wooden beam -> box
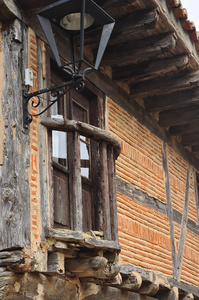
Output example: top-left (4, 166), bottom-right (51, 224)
top-left (192, 145), bottom-right (199, 154)
top-left (40, 117), bottom-right (122, 157)
top-left (113, 54), bottom-right (189, 82)
top-left (181, 133), bottom-right (199, 146)
top-left (100, 142), bottom-right (111, 240)
top-left (144, 86), bottom-right (199, 112)
top-left (0, 0), bottom-right (21, 21)
top-left (131, 70), bottom-right (199, 98)
top-left (169, 121), bottom-right (199, 136)
top-left (101, 33), bottom-right (176, 67)
top-left (84, 9), bottom-right (159, 48)
top-left (97, 0), bottom-right (137, 7)
top-left (159, 106), bottom-right (199, 127)
top-left (73, 132), bottom-right (82, 231)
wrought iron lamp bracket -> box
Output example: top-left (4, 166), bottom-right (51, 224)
top-left (23, 69), bottom-right (88, 129)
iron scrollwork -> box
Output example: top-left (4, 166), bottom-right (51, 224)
top-left (23, 69), bottom-right (89, 129)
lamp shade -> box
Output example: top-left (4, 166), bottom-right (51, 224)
top-left (37, 0), bottom-right (115, 73)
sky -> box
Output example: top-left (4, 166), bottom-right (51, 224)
top-left (181, 0), bottom-right (199, 30)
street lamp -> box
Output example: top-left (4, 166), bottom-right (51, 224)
top-left (23, 0), bottom-right (115, 128)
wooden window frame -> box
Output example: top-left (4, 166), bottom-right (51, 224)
top-left (44, 50), bottom-right (120, 241)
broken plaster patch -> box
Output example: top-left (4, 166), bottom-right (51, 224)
top-left (34, 283), bottom-right (44, 300)
top-left (14, 282), bottom-right (20, 293)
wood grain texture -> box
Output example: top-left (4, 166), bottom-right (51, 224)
top-left (0, 21), bottom-right (30, 250)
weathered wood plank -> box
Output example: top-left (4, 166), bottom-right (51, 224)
top-left (113, 54), bottom-right (189, 82)
top-left (84, 9), bottom-right (159, 48)
top-left (80, 282), bottom-right (157, 300)
top-left (0, 0), bottom-right (21, 21)
top-left (0, 20), bottom-right (30, 251)
top-left (169, 121), bottom-right (199, 136)
top-left (181, 132), bottom-right (199, 146)
top-left (47, 252), bottom-right (65, 275)
top-left (101, 33), bottom-right (176, 67)
top-left (65, 256), bottom-right (120, 279)
top-left (130, 70), bottom-right (199, 98)
top-left (159, 105), bottom-right (199, 127)
top-left (107, 146), bottom-right (118, 241)
top-left (168, 278), bottom-right (199, 297)
top-left (72, 131), bottom-right (83, 231)
top-left (83, 238), bottom-right (120, 250)
top-left (100, 142), bottom-right (112, 240)
top-left (40, 117), bottom-right (122, 157)
top-left (144, 86), bottom-right (199, 113)
top-left (46, 227), bottom-right (84, 242)
top-left (0, 251), bottom-right (23, 267)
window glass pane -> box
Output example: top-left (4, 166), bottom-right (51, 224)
top-left (52, 131), bottom-right (67, 167)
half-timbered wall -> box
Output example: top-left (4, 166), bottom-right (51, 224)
top-left (107, 97), bottom-right (199, 288)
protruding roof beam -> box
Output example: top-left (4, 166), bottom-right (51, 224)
top-left (159, 106), bottom-right (199, 127)
top-left (144, 85), bottom-right (199, 113)
top-left (113, 54), bottom-right (188, 82)
top-left (130, 70), bottom-right (199, 98)
top-left (101, 32), bottom-right (176, 67)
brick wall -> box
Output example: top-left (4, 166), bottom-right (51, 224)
top-left (106, 97), bottom-right (199, 287)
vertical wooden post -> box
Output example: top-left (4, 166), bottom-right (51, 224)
top-left (107, 146), bottom-right (118, 241)
top-left (100, 141), bottom-right (111, 240)
top-left (73, 132), bottom-right (83, 231)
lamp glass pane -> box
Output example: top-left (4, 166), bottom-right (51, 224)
top-left (60, 13), bottom-right (94, 31)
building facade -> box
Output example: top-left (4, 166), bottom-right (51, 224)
top-left (1, 0), bottom-right (199, 299)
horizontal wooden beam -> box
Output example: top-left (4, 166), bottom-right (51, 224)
top-left (144, 85), bottom-right (199, 112)
top-left (181, 133), bottom-right (199, 146)
top-left (131, 70), bottom-right (199, 98)
top-left (0, 0), bottom-right (21, 21)
top-left (169, 121), bottom-right (199, 136)
top-left (84, 8), bottom-right (159, 48)
top-left (113, 54), bottom-right (189, 82)
top-left (40, 117), bottom-right (122, 157)
top-left (159, 105), bottom-right (199, 127)
top-left (108, 8), bottom-right (159, 45)
top-left (46, 227), bottom-right (121, 251)
top-left (101, 33), bottom-right (176, 67)
top-left (192, 145), bottom-right (199, 153)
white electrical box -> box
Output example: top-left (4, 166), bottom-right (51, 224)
top-left (24, 68), bottom-right (33, 87)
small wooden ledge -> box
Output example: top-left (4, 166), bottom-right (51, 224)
top-left (46, 227), bottom-right (121, 251)
top-left (40, 117), bottom-right (122, 158)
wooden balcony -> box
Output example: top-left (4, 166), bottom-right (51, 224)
top-left (41, 117), bottom-right (122, 241)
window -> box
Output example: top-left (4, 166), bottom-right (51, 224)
top-left (49, 67), bottom-right (103, 233)
top-left (43, 59), bottom-right (120, 241)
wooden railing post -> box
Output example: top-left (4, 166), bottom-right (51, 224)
top-left (73, 131), bottom-right (83, 231)
top-left (107, 146), bottom-right (118, 242)
top-left (100, 141), bottom-right (111, 240)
